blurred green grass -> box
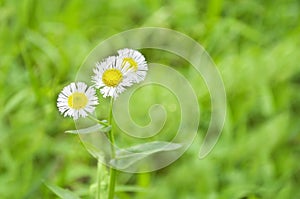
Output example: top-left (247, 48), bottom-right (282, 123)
top-left (1, 0), bottom-right (300, 198)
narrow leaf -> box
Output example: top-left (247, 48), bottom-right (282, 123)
top-left (116, 141), bottom-right (182, 157)
top-left (110, 141), bottom-right (182, 169)
top-left (65, 124), bottom-right (111, 134)
top-left (44, 181), bottom-right (81, 199)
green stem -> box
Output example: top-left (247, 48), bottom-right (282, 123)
top-left (95, 99), bottom-right (115, 199)
top-left (96, 160), bottom-right (102, 199)
top-left (107, 98), bottom-right (115, 155)
top-left (107, 98), bottom-right (117, 199)
top-left (88, 115), bottom-right (109, 127)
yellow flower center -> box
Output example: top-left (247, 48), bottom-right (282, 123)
top-left (102, 69), bottom-right (123, 87)
top-left (123, 57), bottom-right (138, 71)
top-left (68, 92), bottom-right (88, 110)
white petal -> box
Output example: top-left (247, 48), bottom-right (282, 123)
top-left (57, 82), bottom-right (99, 119)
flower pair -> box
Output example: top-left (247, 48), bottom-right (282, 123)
top-left (57, 49), bottom-right (148, 120)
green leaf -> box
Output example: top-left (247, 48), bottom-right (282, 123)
top-left (44, 181), bottom-right (81, 199)
top-left (65, 124), bottom-right (111, 134)
top-left (110, 141), bottom-right (182, 169)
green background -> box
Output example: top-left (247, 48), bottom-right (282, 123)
top-left (1, 0), bottom-right (300, 198)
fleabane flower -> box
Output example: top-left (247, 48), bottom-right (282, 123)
top-left (117, 48), bottom-right (148, 83)
top-left (92, 56), bottom-right (134, 98)
top-left (57, 82), bottom-right (98, 120)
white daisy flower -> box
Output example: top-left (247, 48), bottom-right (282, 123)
top-left (117, 48), bottom-right (148, 83)
top-left (92, 56), bottom-right (134, 98)
top-left (57, 82), bottom-right (99, 120)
